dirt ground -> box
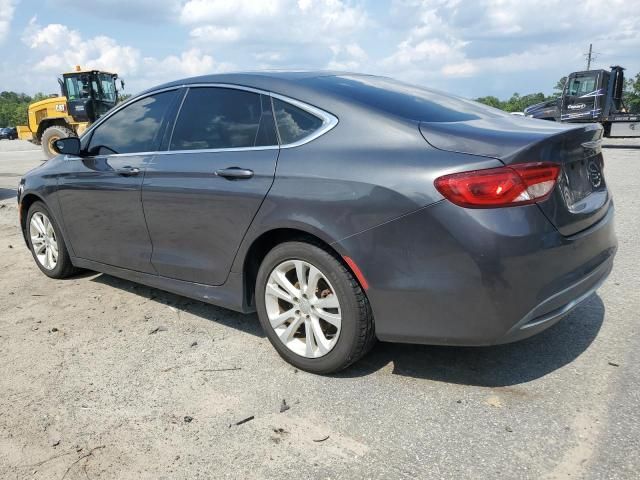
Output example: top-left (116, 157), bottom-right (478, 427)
top-left (0, 139), bottom-right (639, 479)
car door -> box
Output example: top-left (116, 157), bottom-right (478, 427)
top-left (141, 86), bottom-right (279, 285)
top-left (57, 89), bottom-right (178, 273)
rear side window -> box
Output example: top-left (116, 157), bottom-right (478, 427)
top-left (170, 87), bottom-right (278, 150)
top-left (87, 91), bottom-right (176, 155)
top-left (272, 98), bottom-right (324, 145)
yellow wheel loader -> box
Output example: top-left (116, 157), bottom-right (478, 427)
top-left (17, 66), bottom-right (123, 158)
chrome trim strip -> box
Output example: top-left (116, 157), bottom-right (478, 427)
top-left (156, 145), bottom-right (280, 156)
top-left (78, 81), bottom-right (339, 154)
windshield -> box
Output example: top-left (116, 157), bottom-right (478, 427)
top-left (64, 73), bottom-right (117, 104)
top-left (566, 74), bottom-right (598, 96)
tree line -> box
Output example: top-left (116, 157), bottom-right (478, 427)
top-left (0, 91), bottom-right (50, 127)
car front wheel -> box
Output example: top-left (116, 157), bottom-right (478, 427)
top-left (27, 201), bottom-right (78, 279)
top-left (255, 241), bottom-right (375, 374)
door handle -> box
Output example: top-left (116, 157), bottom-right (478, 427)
top-left (116, 166), bottom-right (140, 176)
top-left (215, 167), bottom-right (254, 180)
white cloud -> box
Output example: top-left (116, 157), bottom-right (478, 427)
top-left (180, 0), bottom-right (368, 69)
top-left (327, 42), bottom-right (368, 70)
top-left (142, 48), bottom-right (234, 80)
top-left (21, 19), bottom-right (233, 93)
top-left (381, 0), bottom-right (640, 87)
top-left (0, 0), bottom-right (16, 43)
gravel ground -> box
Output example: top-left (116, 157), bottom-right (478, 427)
top-left (0, 138), bottom-right (638, 479)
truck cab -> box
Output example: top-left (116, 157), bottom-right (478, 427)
top-left (525, 66), bottom-right (639, 137)
top-left (559, 68), bottom-right (623, 123)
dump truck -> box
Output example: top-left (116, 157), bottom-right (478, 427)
top-left (17, 66), bottom-right (122, 158)
top-left (525, 66), bottom-right (639, 137)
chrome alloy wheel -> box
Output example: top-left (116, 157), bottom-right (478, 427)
top-left (29, 212), bottom-right (58, 270)
top-left (264, 259), bottom-right (342, 358)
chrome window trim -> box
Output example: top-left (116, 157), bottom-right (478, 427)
top-left (269, 92), bottom-right (338, 149)
top-left (77, 82), bottom-right (339, 156)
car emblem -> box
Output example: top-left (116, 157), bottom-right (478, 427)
top-left (568, 103), bottom-right (586, 110)
top-left (588, 161), bottom-right (602, 188)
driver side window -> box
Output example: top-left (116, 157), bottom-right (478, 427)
top-left (86, 90), bottom-right (176, 155)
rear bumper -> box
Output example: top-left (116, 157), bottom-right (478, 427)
top-left (336, 200), bottom-right (617, 345)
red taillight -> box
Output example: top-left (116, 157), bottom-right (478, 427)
top-left (434, 162), bottom-right (560, 208)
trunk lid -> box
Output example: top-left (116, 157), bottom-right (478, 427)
top-left (420, 118), bottom-right (609, 236)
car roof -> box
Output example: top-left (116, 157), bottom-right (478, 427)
top-left (141, 71), bottom-right (513, 124)
top-left (148, 70), bottom-right (374, 94)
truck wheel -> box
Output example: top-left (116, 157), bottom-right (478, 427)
top-left (41, 125), bottom-right (75, 159)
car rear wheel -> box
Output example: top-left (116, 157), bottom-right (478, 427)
top-left (27, 202), bottom-right (78, 279)
top-left (256, 241), bottom-right (375, 374)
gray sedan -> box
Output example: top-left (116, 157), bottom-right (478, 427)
top-left (17, 72), bottom-right (617, 373)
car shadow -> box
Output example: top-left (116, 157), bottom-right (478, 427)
top-left (89, 272), bottom-right (604, 386)
top-left (0, 188), bottom-right (17, 201)
top-left (339, 294), bottom-right (605, 387)
top-left (91, 273), bottom-right (265, 338)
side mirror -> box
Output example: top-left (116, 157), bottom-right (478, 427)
top-left (120, 79), bottom-right (125, 90)
top-left (53, 137), bottom-right (81, 156)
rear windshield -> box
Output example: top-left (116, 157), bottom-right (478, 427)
top-left (308, 75), bottom-right (506, 122)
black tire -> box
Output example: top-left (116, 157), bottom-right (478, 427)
top-left (255, 241), bottom-right (375, 374)
top-left (26, 201), bottom-right (79, 279)
top-left (41, 125), bottom-right (75, 159)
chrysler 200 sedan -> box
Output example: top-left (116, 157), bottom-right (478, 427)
top-left (17, 72), bottom-right (617, 374)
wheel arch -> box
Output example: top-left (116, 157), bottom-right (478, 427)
top-left (19, 192), bottom-right (46, 245)
top-left (239, 227), bottom-right (366, 309)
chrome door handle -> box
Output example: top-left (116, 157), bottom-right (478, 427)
top-left (116, 166), bottom-right (140, 176)
top-left (215, 167), bottom-right (254, 180)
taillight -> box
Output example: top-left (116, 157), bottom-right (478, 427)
top-left (434, 162), bottom-right (560, 208)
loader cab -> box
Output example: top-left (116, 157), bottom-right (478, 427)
top-left (61, 70), bottom-right (120, 123)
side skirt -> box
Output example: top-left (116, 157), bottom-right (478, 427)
top-left (71, 257), bottom-right (253, 314)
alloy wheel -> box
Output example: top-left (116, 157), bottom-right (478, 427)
top-left (29, 212), bottom-right (58, 270)
top-left (264, 259), bottom-right (342, 358)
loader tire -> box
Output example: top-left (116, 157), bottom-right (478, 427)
top-left (41, 125), bottom-right (76, 159)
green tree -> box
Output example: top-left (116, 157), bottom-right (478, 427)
top-left (553, 76), bottom-right (567, 97)
top-left (0, 91), bottom-right (50, 127)
top-left (625, 73), bottom-right (640, 113)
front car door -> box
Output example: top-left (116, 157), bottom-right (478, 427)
top-left (141, 86), bottom-right (280, 285)
top-left (57, 90), bottom-right (178, 273)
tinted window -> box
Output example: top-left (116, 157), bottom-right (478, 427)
top-left (170, 88), bottom-right (277, 150)
top-left (273, 98), bottom-right (323, 145)
top-left (306, 75), bottom-right (510, 122)
top-left (87, 91), bottom-right (176, 155)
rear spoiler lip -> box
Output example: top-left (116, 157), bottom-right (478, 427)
top-left (419, 119), bottom-right (602, 163)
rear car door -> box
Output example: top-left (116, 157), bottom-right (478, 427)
top-left (141, 86), bottom-right (279, 285)
top-left (57, 90), bottom-right (178, 273)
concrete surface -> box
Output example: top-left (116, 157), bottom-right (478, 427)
top-left (0, 138), bottom-right (638, 479)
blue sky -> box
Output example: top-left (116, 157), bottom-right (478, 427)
top-left (1, 0), bottom-right (639, 99)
